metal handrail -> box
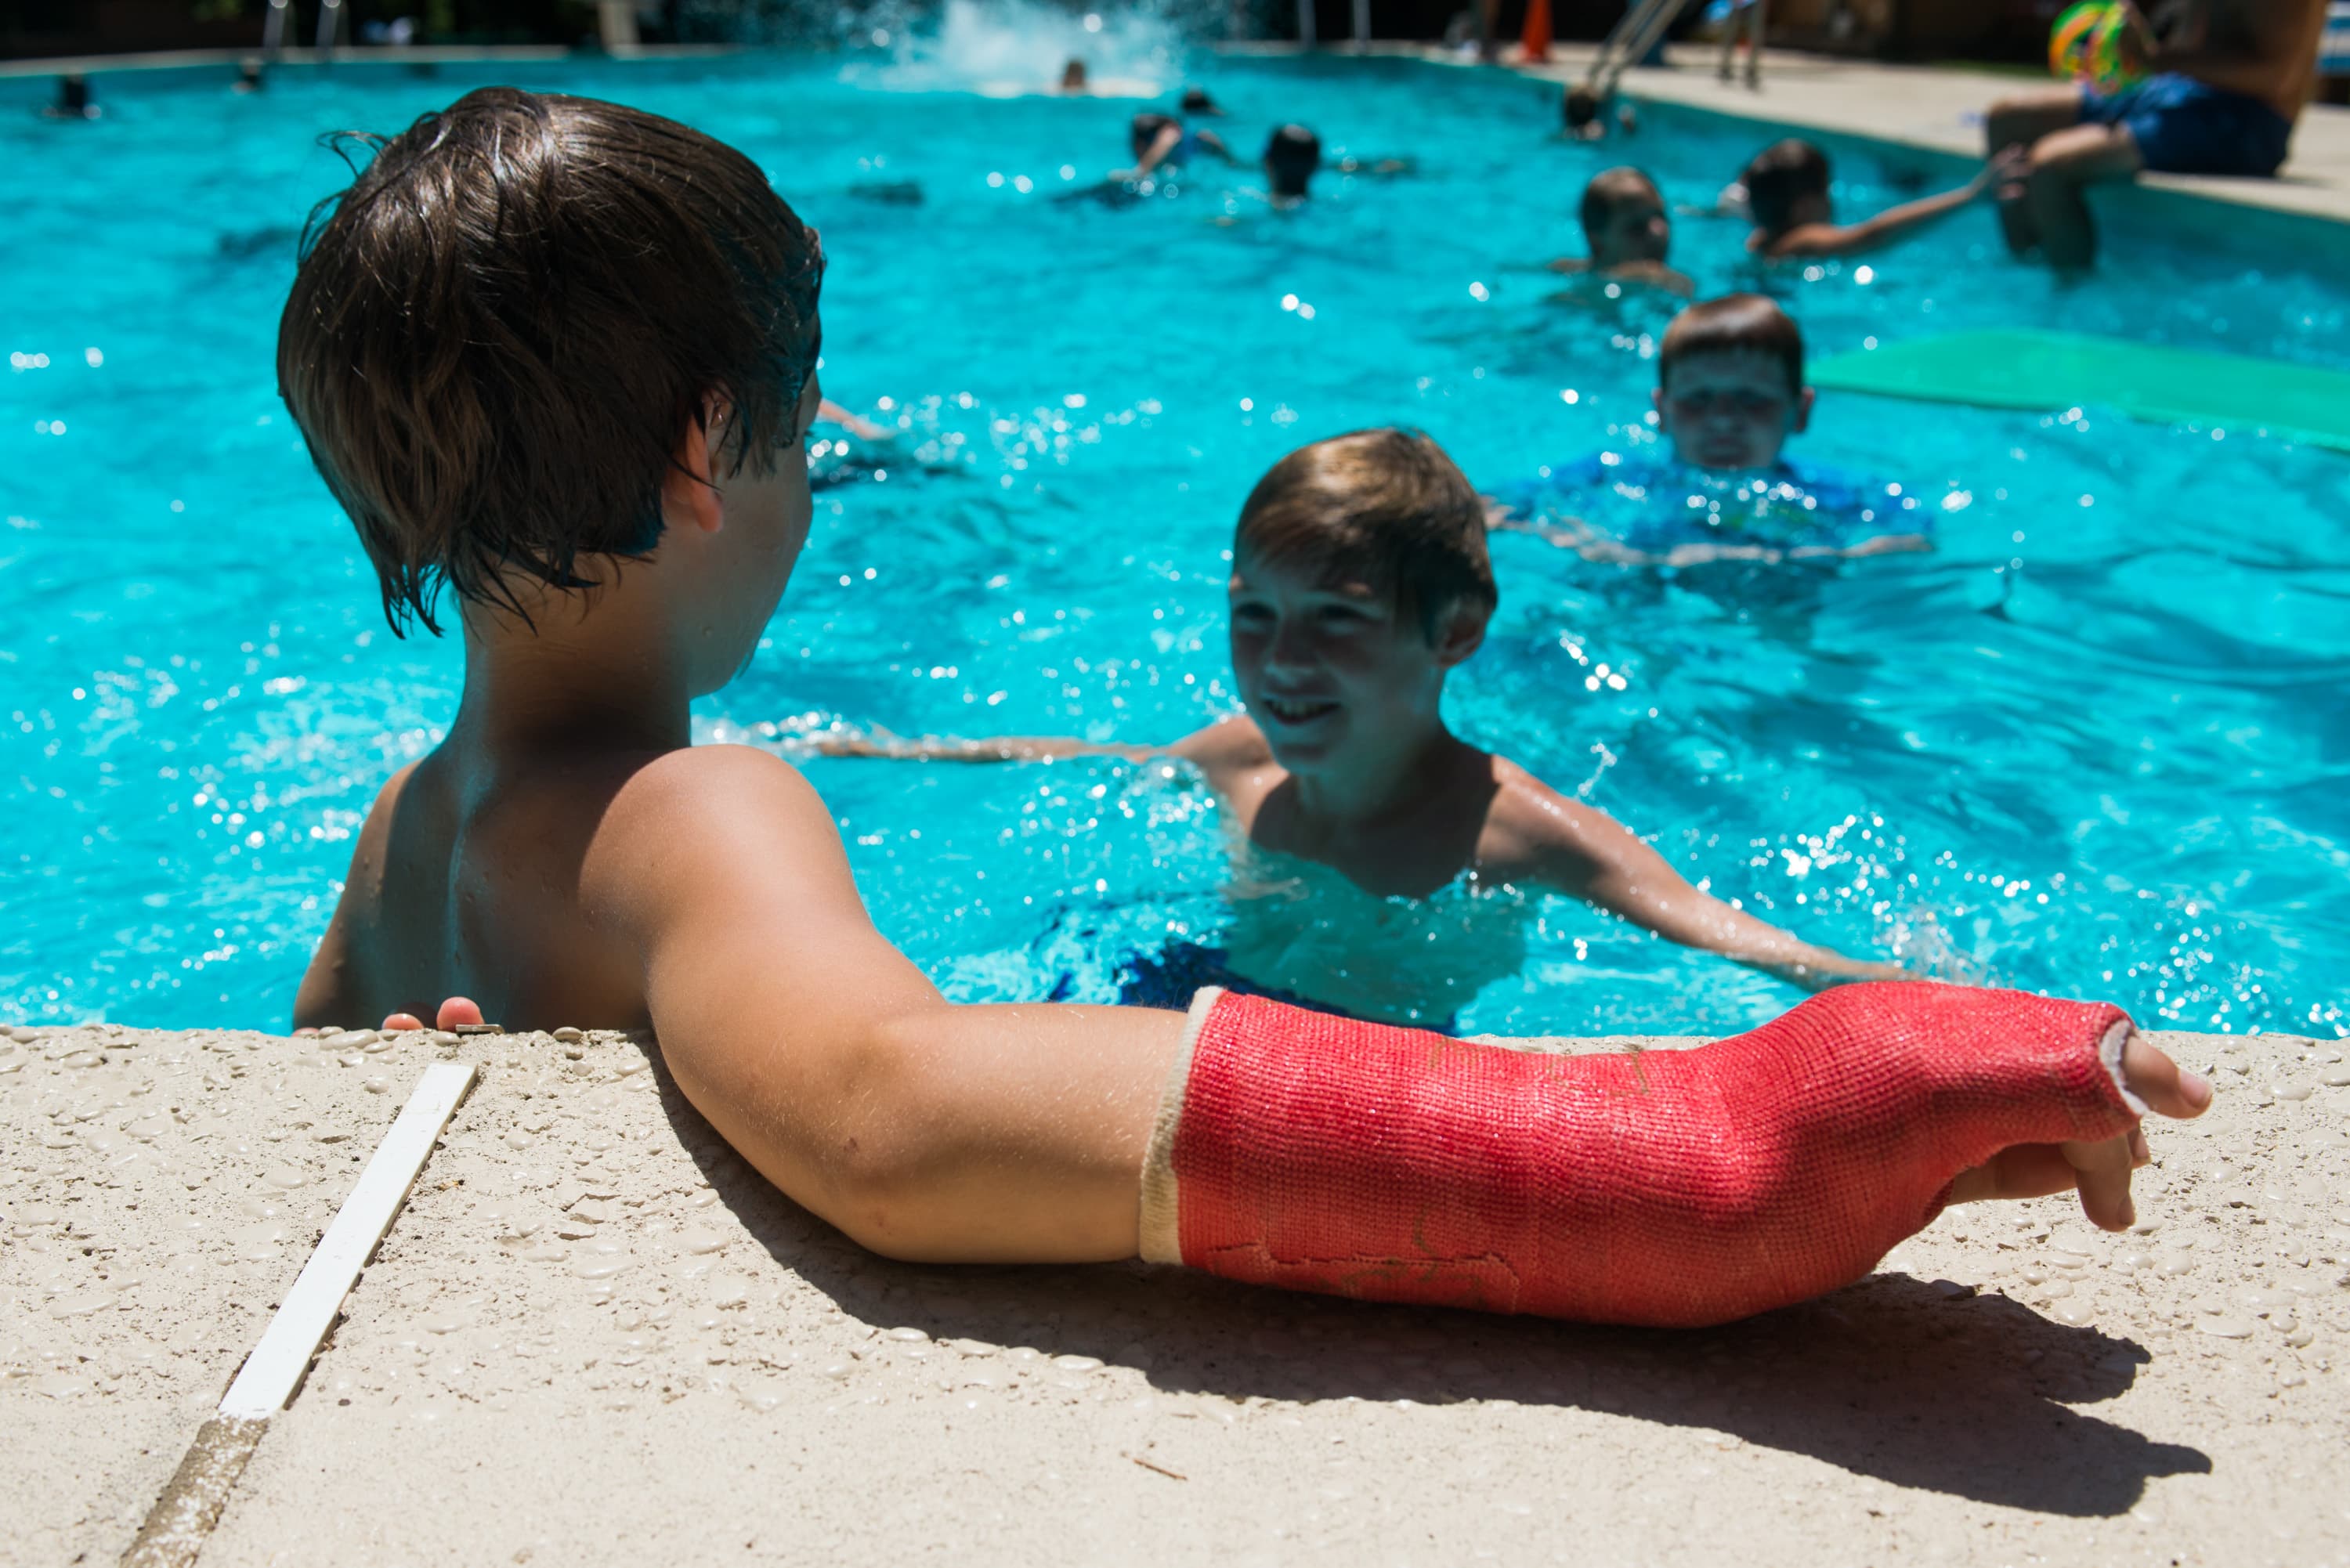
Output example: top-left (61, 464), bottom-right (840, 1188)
top-left (1588, 0), bottom-right (1690, 98)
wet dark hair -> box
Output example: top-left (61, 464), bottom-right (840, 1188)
top-left (1180, 86), bottom-right (1220, 114)
top-left (1741, 137), bottom-right (1831, 233)
top-left (1563, 83), bottom-right (1600, 130)
top-left (1579, 165), bottom-right (1661, 246)
top-left (1130, 112), bottom-right (1178, 159)
top-left (1235, 429), bottom-right (1496, 641)
top-left (1659, 294), bottom-right (1806, 396)
top-left (1265, 123), bottom-right (1321, 198)
top-left (277, 88), bottom-right (824, 635)
top-left (58, 74), bottom-right (92, 111)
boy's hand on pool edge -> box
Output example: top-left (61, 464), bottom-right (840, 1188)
top-left (1946, 1029), bottom-right (2212, 1230)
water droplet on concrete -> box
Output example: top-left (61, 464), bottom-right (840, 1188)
top-left (48, 1290), bottom-right (118, 1317)
top-left (2200, 1317), bottom-right (2255, 1339)
top-left (2273, 1079), bottom-right (2316, 1103)
top-left (324, 1031), bottom-right (378, 1050)
top-left (364, 1077), bottom-right (391, 1094)
top-left (574, 1247), bottom-right (631, 1279)
top-left (62, 1051), bottom-right (103, 1069)
top-left (1052, 1354), bottom-right (1104, 1372)
top-left (33, 1372), bottom-right (85, 1398)
top-left (264, 1165), bottom-right (306, 1190)
top-left (520, 1244), bottom-right (567, 1263)
top-left (677, 1228), bottom-right (725, 1255)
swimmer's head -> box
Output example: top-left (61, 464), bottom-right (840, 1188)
top-left (57, 74), bottom-right (92, 114)
top-left (237, 57), bottom-right (266, 90)
top-left (1180, 86), bottom-right (1223, 115)
top-left (1130, 111), bottom-right (1178, 160)
top-left (1061, 58), bottom-right (1088, 90)
top-left (1265, 124), bottom-right (1322, 200)
top-left (1741, 138), bottom-right (1831, 235)
top-left (1228, 431), bottom-right (1495, 767)
top-left (1580, 167), bottom-right (1669, 267)
top-left (278, 87), bottom-right (825, 670)
top-left (1654, 294), bottom-right (1813, 471)
top-left (1563, 83), bottom-right (1603, 135)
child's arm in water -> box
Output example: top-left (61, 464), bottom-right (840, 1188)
top-left (804, 729), bottom-right (1160, 763)
top-left (1488, 767), bottom-right (1910, 989)
top-left (1761, 148), bottom-right (2026, 261)
top-left (1488, 509), bottom-right (1931, 566)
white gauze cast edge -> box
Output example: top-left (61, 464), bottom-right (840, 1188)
top-left (1138, 985), bottom-right (1225, 1265)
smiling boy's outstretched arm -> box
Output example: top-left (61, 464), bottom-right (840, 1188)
top-left (1489, 765), bottom-right (1906, 987)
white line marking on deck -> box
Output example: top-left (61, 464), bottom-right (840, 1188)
top-left (120, 1060), bottom-right (477, 1567)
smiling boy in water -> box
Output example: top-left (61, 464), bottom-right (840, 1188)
top-left (1491, 294), bottom-right (1932, 568)
top-left (291, 86), bottom-right (2204, 1333)
top-left (819, 428), bottom-right (1904, 992)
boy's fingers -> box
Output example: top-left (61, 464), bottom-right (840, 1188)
top-left (1948, 1142), bottom-right (2079, 1206)
top-left (436, 996), bottom-right (485, 1031)
top-left (2063, 1133), bottom-right (2137, 1231)
top-left (2120, 1031), bottom-right (2211, 1119)
top-left (381, 1011), bottom-right (425, 1031)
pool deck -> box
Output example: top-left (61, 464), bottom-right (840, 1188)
top-left (3, 1020), bottom-right (2344, 1566)
top-left (1229, 40), bottom-right (2350, 228)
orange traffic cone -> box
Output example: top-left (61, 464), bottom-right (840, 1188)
top-left (1520, 0), bottom-right (1553, 62)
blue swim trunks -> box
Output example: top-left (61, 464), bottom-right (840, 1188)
top-left (2080, 73), bottom-right (2290, 177)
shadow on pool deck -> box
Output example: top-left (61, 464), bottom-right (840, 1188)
top-left (649, 1053), bottom-right (2211, 1519)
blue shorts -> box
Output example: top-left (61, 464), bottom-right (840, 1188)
top-left (2080, 73), bottom-right (2290, 177)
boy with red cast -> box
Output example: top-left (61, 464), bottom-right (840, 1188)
top-left (293, 88), bottom-right (2207, 1331)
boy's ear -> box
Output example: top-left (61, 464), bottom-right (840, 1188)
top-left (1792, 385), bottom-right (1816, 435)
top-left (1651, 385), bottom-right (1669, 431)
top-left (661, 399), bottom-right (732, 537)
top-left (1432, 598), bottom-right (1488, 669)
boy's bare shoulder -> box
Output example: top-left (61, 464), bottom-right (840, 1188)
top-left (1476, 756), bottom-right (1618, 883)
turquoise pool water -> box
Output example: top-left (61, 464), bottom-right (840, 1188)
top-left (3, 45), bottom-right (2347, 1037)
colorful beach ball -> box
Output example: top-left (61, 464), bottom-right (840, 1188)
top-left (2048, 2), bottom-right (2146, 93)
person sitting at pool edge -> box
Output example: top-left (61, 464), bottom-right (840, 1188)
top-left (1492, 294), bottom-right (1932, 568)
top-left (1742, 137), bottom-right (2025, 262)
top-left (290, 87), bottom-right (2206, 1332)
top-left (1982, 0), bottom-right (2329, 272)
top-left (818, 427), bottom-right (1906, 989)
top-left (1546, 166), bottom-right (1694, 298)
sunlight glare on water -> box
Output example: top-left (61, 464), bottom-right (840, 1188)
top-left (1, 39), bottom-right (2345, 1038)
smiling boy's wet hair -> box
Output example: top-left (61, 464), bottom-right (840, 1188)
top-left (1265, 123), bottom-right (1322, 197)
top-left (277, 87), bottom-right (824, 635)
top-left (1741, 137), bottom-right (1831, 234)
top-left (1658, 294), bottom-right (1806, 396)
top-left (1235, 430), bottom-right (1497, 641)
top-left (1579, 165), bottom-right (1661, 246)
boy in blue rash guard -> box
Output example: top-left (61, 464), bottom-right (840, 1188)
top-left (1489, 294), bottom-right (1932, 568)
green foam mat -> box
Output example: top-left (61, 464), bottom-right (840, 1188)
top-left (1809, 329), bottom-right (2350, 453)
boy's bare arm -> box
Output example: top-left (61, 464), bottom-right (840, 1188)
top-left (1766, 151), bottom-right (2023, 260)
top-left (806, 729), bottom-right (1157, 763)
top-left (591, 745), bottom-right (1186, 1263)
top-left (1499, 781), bottom-right (1907, 988)
top-left (291, 761), bottom-right (415, 1028)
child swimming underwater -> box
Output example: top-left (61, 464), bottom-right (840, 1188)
top-left (1491, 294), bottom-right (1932, 567)
top-left (293, 86), bottom-right (2202, 1332)
top-left (817, 427), bottom-right (1907, 996)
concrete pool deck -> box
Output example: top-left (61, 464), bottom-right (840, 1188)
top-left (1226, 40), bottom-right (2350, 231)
top-left (3, 1019), bottom-right (2345, 1565)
